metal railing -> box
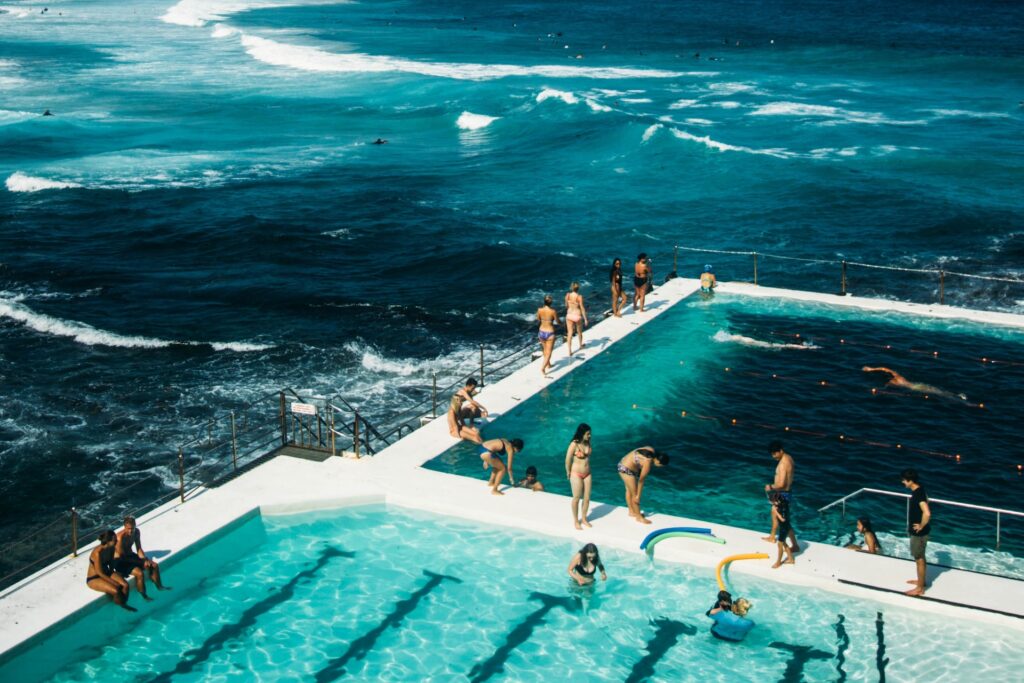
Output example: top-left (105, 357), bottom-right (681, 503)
top-left (818, 487), bottom-right (1024, 549)
top-left (672, 245), bottom-right (1024, 310)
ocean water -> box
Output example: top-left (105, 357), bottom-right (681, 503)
top-left (5, 505), bottom-right (1023, 682)
top-left (1, 1), bottom-right (1023, 553)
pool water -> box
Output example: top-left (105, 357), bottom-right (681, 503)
top-left (5, 505), bottom-right (1022, 682)
top-left (426, 294), bottom-right (1024, 573)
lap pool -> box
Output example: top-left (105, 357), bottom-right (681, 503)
top-left (426, 293), bottom-right (1024, 576)
top-left (3, 504), bottom-right (1021, 682)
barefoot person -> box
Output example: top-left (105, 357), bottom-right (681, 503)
top-left (114, 515), bottom-right (168, 600)
top-left (770, 494), bottom-right (795, 568)
top-left (617, 446), bottom-right (669, 524)
top-left (447, 377), bottom-right (486, 443)
top-left (863, 366), bottom-right (966, 401)
top-left (762, 441), bottom-right (799, 552)
top-left (479, 437), bottom-right (523, 496)
top-left (633, 254), bottom-right (651, 312)
top-left (700, 264), bottom-right (717, 294)
top-left (567, 543), bottom-right (606, 586)
top-left (902, 469), bottom-right (932, 596)
top-left (537, 295), bottom-right (560, 376)
top-left (86, 530), bottom-right (136, 612)
top-left (610, 258), bottom-right (627, 317)
top-left (564, 282), bottom-right (588, 356)
top-left (564, 423), bottom-right (593, 530)
top-left (845, 517), bottom-right (883, 554)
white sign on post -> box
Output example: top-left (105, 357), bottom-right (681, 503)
top-left (291, 402), bottom-right (317, 415)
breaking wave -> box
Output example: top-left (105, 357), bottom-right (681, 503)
top-left (6, 172), bottom-right (81, 193)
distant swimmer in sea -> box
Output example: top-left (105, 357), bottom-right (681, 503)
top-left (713, 330), bottom-right (817, 350)
top-left (862, 366), bottom-right (967, 401)
top-left (700, 264), bottom-right (717, 294)
top-left (372, 138), bottom-right (387, 145)
top-left (42, 109), bottom-right (53, 116)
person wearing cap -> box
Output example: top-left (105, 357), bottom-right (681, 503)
top-left (700, 264), bottom-right (716, 293)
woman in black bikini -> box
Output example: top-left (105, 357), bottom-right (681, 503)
top-left (564, 423), bottom-right (593, 530)
top-left (536, 295), bottom-right (560, 376)
top-left (610, 258), bottom-right (627, 317)
top-left (617, 446), bottom-right (669, 524)
top-left (567, 543), bottom-right (606, 586)
top-left (86, 529), bottom-right (136, 611)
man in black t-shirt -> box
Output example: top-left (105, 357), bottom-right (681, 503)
top-left (901, 469), bottom-right (932, 597)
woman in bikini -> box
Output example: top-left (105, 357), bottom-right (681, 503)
top-left (86, 529), bottom-right (136, 612)
top-left (447, 377), bottom-right (486, 443)
top-left (610, 258), bottom-right (627, 317)
top-left (564, 282), bottom-right (588, 356)
top-left (564, 423), bottom-right (593, 530)
top-left (536, 295), bottom-right (560, 376)
top-left (567, 542), bottom-right (606, 586)
top-left (479, 437), bottom-right (524, 496)
top-left (617, 446), bottom-right (669, 524)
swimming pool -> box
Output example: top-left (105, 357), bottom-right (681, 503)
top-left (4, 504), bottom-right (1021, 682)
top-left (426, 294), bottom-right (1024, 575)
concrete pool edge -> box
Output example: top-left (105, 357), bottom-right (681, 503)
top-left (3, 277), bottom-right (1024, 667)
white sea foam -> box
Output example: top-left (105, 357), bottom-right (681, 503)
top-left (621, 97), bottom-right (652, 104)
top-left (456, 111), bottom-right (498, 130)
top-left (536, 88), bottom-right (578, 104)
top-left (669, 128), bottom-right (790, 158)
top-left (161, 0), bottom-right (351, 28)
top-left (584, 98), bottom-right (612, 112)
top-left (748, 101), bottom-right (926, 126)
top-left (669, 99), bottom-right (700, 109)
top-left (5, 172), bottom-right (81, 193)
top-left (685, 118), bottom-right (714, 125)
top-left (926, 108), bottom-right (1010, 119)
top-left (210, 23), bottom-right (237, 38)
top-left (0, 6), bottom-right (31, 19)
top-left (707, 82), bottom-right (762, 96)
top-left (0, 109), bottom-right (36, 125)
top-left (641, 124), bottom-right (662, 142)
top-left (0, 296), bottom-right (273, 351)
top-left (713, 330), bottom-right (818, 350)
top-left (713, 101), bottom-right (742, 109)
top-left (239, 33), bottom-right (682, 81)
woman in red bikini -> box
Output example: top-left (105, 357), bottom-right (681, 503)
top-left (564, 423), bottom-right (593, 529)
top-left (564, 282), bottom-right (588, 356)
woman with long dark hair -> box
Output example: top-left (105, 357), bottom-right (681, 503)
top-left (610, 258), bottom-right (626, 317)
top-left (564, 423), bottom-right (593, 529)
top-left (567, 543), bottom-right (606, 586)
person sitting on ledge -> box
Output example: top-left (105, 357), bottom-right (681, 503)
top-left (115, 515), bottom-right (169, 600)
top-left (86, 530), bottom-right (136, 612)
top-left (516, 465), bottom-right (544, 491)
top-left (448, 377), bottom-right (487, 443)
top-left (845, 516), bottom-right (882, 554)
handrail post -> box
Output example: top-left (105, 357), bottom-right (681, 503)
top-left (479, 345), bottom-right (485, 386)
top-left (178, 447), bottom-right (185, 504)
top-left (317, 408), bottom-right (323, 448)
top-left (673, 245), bottom-right (678, 274)
top-left (939, 269), bottom-right (945, 305)
top-left (905, 497), bottom-right (910, 537)
top-left (996, 511), bottom-right (1001, 549)
top-left (753, 252), bottom-right (758, 285)
top-left (71, 507), bottom-right (79, 557)
top-left (330, 407), bottom-right (336, 457)
top-left (841, 499), bottom-right (846, 520)
top-left (432, 373), bottom-right (438, 418)
top-left (230, 410), bottom-right (238, 471)
top-left (279, 391), bottom-right (287, 446)
top-left (353, 412), bottom-right (361, 458)
top-left (841, 260), bottom-right (847, 296)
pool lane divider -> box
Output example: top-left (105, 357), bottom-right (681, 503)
top-left (716, 553), bottom-right (770, 592)
top-left (640, 527), bottom-right (724, 558)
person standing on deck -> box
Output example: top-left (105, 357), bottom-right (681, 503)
top-left (537, 295), bottom-right (560, 376)
top-left (610, 258), bottom-right (627, 317)
top-left (762, 441), bottom-right (799, 553)
top-left (564, 282), bottom-right (588, 356)
top-left (617, 446), bottom-right (669, 524)
top-left (479, 437), bottom-right (523, 496)
top-left (901, 469), bottom-right (932, 597)
top-left (633, 254), bottom-right (651, 312)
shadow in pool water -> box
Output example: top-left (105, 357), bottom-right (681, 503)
top-left (768, 641), bottom-right (833, 682)
top-left (314, 569), bottom-right (462, 682)
top-left (146, 545), bottom-right (354, 683)
top-left (625, 617), bottom-right (696, 683)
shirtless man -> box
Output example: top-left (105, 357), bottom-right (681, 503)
top-left (862, 366), bottom-right (966, 401)
top-left (447, 377), bottom-right (487, 443)
top-left (762, 441), bottom-right (799, 552)
top-left (114, 516), bottom-right (168, 600)
top-left (633, 254), bottom-right (652, 312)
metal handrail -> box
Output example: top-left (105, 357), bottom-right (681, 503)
top-left (818, 487), bottom-right (1024, 549)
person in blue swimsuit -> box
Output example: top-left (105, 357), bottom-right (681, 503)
top-left (616, 446), bottom-right (669, 524)
top-left (480, 437), bottom-right (524, 495)
top-left (536, 295), bottom-right (561, 376)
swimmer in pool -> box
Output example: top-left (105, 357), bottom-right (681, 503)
top-left (568, 542), bottom-right (606, 586)
top-left (537, 295), bottom-right (560, 376)
top-left (845, 516), bottom-right (882, 554)
top-left (862, 366), bottom-right (967, 401)
top-left (479, 437), bottom-right (523, 495)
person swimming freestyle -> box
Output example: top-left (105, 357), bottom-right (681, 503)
top-left (862, 366), bottom-right (967, 401)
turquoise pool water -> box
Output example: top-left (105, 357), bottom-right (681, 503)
top-left (4, 504), bottom-right (1022, 682)
top-left (426, 293), bottom-right (1024, 575)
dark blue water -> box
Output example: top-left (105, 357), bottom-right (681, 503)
top-left (1, 0), bottom-right (1022, 559)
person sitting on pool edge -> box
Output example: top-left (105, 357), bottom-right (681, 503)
top-left (845, 516), bottom-right (883, 554)
top-left (114, 515), bottom-right (169, 600)
top-left (447, 377), bottom-right (487, 443)
top-left (516, 465), bottom-right (544, 491)
top-left (479, 437), bottom-right (523, 496)
top-left (700, 264), bottom-right (716, 293)
top-left (86, 530), bottom-right (136, 612)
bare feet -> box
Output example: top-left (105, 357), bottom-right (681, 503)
top-left (581, 519), bottom-right (592, 528)
top-left (762, 535), bottom-right (776, 543)
top-left (491, 489), bottom-right (504, 496)
top-left (905, 587), bottom-right (925, 597)
top-left (141, 594), bottom-right (154, 602)
top-left (119, 603), bottom-right (138, 612)
top-left (771, 561), bottom-right (782, 569)
top-left (574, 520), bottom-right (582, 530)
top-left (638, 517), bottom-right (652, 525)
top-left (789, 545), bottom-right (800, 554)
top-left (157, 585), bottom-right (172, 591)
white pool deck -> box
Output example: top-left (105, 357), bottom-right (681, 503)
top-left (3, 278), bottom-right (1024, 666)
